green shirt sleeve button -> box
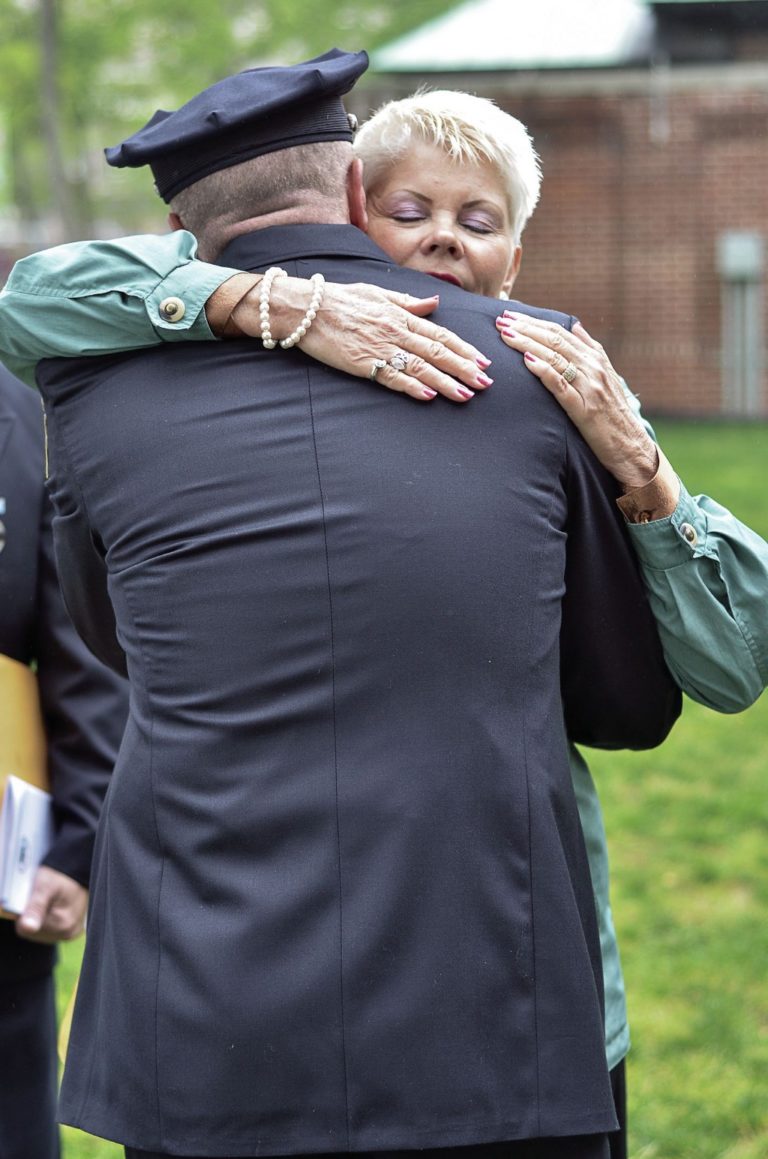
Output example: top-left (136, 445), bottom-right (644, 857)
top-left (680, 522), bottom-right (698, 546)
top-left (158, 296), bottom-right (186, 322)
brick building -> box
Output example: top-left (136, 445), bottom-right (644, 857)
top-left (358, 0), bottom-right (768, 417)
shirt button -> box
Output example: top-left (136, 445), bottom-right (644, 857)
top-left (159, 296), bottom-right (186, 322)
top-left (680, 522), bottom-right (698, 546)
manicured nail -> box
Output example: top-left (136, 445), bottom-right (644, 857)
top-left (476, 373), bottom-right (494, 388)
top-left (524, 352), bottom-right (539, 366)
top-left (457, 386), bottom-right (475, 399)
top-left (504, 310), bottom-right (520, 320)
top-left (503, 329), bottom-right (518, 340)
top-left (422, 388), bottom-right (438, 399)
top-left (476, 355), bottom-right (492, 369)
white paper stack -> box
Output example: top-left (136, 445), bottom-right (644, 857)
top-left (0, 774), bottom-right (54, 915)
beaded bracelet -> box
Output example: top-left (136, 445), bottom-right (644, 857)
top-left (259, 266), bottom-right (287, 349)
top-left (279, 273), bottom-right (326, 349)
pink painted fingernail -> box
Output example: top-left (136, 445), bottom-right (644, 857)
top-left (457, 387), bottom-right (475, 400)
top-left (503, 329), bottom-right (518, 339)
top-left (476, 355), bottom-right (492, 369)
top-left (504, 310), bottom-right (520, 319)
top-left (422, 388), bottom-right (438, 399)
top-left (476, 373), bottom-right (494, 387)
top-left (524, 352), bottom-right (539, 366)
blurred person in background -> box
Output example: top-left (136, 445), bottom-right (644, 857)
top-left (0, 362), bottom-right (128, 1159)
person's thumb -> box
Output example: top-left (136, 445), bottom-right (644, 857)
top-left (400, 293), bottom-right (440, 317)
top-left (17, 876), bottom-right (52, 934)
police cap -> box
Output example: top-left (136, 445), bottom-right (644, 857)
top-left (105, 48), bottom-right (369, 203)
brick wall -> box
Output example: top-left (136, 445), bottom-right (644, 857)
top-left (505, 82), bottom-right (768, 416)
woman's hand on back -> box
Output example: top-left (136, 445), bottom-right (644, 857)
top-left (497, 312), bottom-right (658, 490)
top-left (210, 272), bottom-right (494, 403)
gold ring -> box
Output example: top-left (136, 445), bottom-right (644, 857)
top-left (562, 361), bottom-right (578, 384)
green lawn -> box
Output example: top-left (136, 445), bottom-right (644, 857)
top-left (57, 420), bottom-right (768, 1159)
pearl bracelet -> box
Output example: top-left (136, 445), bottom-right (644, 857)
top-left (259, 266), bottom-right (287, 349)
top-left (279, 273), bottom-right (326, 349)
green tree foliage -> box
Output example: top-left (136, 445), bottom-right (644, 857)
top-left (0, 0), bottom-right (457, 239)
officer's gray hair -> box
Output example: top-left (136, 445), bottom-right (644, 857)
top-left (354, 90), bottom-right (541, 247)
top-left (171, 142), bottom-right (354, 260)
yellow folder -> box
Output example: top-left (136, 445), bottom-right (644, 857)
top-left (0, 652), bottom-right (48, 794)
top-left (0, 653), bottom-right (49, 919)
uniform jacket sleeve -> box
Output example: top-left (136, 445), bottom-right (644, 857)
top-left (37, 376), bottom-right (128, 679)
top-left (35, 480), bottom-right (128, 886)
top-left (0, 232), bottom-right (234, 385)
top-left (560, 418), bottom-right (682, 750)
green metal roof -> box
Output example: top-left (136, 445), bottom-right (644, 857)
top-left (372, 0), bottom-right (654, 73)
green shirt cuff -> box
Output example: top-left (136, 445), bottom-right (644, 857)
top-left (144, 264), bottom-right (239, 341)
top-left (627, 483), bottom-right (712, 569)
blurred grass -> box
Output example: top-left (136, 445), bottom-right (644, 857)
top-left (57, 420), bottom-right (768, 1159)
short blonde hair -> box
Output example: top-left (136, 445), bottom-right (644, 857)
top-left (354, 90), bottom-right (541, 246)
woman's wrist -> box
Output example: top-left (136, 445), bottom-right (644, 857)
top-left (210, 272), bottom-right (321, 343)
top-left (204, 272), bottom-right (262, 337)
top-left (259, 274), bottom-right (324, 345)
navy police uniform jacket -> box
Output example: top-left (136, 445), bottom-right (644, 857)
top-left (38, 226), bottom-right (681, 1154)
top-left (0, 365), bottom-right (127, 983)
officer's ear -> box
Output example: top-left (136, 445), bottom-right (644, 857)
top-left (168, 212), bottom-right (185, 232)
top-left (347, 158), bottom-right (368, 233)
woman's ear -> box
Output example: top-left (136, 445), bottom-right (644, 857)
top-left (501, 246), bottom-right (523, 298)
top-left (347, 158), bottom-right (368, 232)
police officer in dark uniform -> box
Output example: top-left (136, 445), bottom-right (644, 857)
top-left (37, 51), bottom-right (680, 1159)
top-left (0, 362), bottom-right (127, 1159)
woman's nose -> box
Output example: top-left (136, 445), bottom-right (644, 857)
top-left (420, 220), bottom-right (463, 257)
